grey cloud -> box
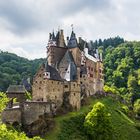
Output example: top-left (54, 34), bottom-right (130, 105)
top-left (0, 0), bottom-right (111, 35)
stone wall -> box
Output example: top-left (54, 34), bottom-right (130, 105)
top-left (23, 101), bottom-right (55, 125)
top-left (7, 93), bottom-right (25, 103)
top-left (32, 65), bottom-right (64, 108)
top-left (69, 47), bottom-right (81, 67)
top-left (32, 64), bottom-right (46, 101)
top-left (96, 61), bottom-right (104, 92)
top-left (44, 80), bottom-right (64, 107)
top-left (2, 108), bottom-right (21, 124)
top-left (69, 81), bottom-right (81, 110)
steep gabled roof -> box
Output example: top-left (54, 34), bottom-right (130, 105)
top-left (58, 50), bottom-right (77, 81)
top-left (45, 62), bottom-right (62, 81)
top-left (64, 50), bottom-right (75, 63)
top-left (6, 85), bottom-right (26, 94)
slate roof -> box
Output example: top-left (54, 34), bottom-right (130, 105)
top-left (6, 85), bottom-right (26, 94)
top-left (58, 50), bottom-right (77, 81)
top-left (63, 50), bottom-right (75, 63)
top-left (45, 62), bottom-right (62, 81)
top-left (68, 31), bottom-right (78, 48)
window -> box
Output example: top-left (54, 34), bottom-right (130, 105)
top-left (65, 85), bottom-right (68, 88)
top-left (80, 71), bottom-right (82, 78)
top-left (40, 81), bottom-right (42, 84)
top-left (36, 81), bottom-right (37, 83)
top-left (91, 67), bottom-right (93, 71)
top-left (74, 93), bottom-right (75, 96)
top-left (90, 74), bottom-right (93, 78)
top-left (39, 87), bottom-right (41, 89)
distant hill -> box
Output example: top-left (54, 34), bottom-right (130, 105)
top-left (0, 51), bottom-right (45, 91)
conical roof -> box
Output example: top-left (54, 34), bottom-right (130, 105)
top-left (68, 31), bottom-right (78, 48)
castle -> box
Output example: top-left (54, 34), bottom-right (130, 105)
top-left (32, 29), bottom-right (104, 110)
top-left (2, 29), bottom-right (104, 135)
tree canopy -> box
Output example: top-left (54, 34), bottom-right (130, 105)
top-left (0, 51), bottom-right (45, 91)
top-left (84, 102), bottom-right (113, 140)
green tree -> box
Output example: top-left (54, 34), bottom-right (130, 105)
top-left (0, 92), bottom-right (9, 113)
top-left (134, 99), bottom-right (140, 116)
top-left (127, 75), bottom-right (138, 93)
top-left (84, 102), bottom-right (113, 140)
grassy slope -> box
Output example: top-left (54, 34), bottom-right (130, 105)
top-left (45, 97), bottom-right (140, 140)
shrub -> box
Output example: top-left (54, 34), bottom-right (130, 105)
top-left (84, 102), bottom-right (113, 140)
top-left (103, 85), bottom-right (120, 95)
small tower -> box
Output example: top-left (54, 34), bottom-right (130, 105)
top-left (68, 26), bottom-right (78, 48)
top-left (58, 29), bottom-right (66, 47)
top-left (47, 31), bottom-right (57, 67)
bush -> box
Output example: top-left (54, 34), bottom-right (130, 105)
top-left (103, 85), bottom-right (120, 95)
top-left (84, 102), bottom-right (114, 140)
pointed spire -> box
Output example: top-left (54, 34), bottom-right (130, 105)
top-left (71, 24), bottom-right (74, 32)
top-left (52, 30), bottom-right (55, 41)
top-left (68, 26), bottom-right (77, 48)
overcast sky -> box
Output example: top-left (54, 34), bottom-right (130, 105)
top-left (0, 0), bottom-right (140, 59)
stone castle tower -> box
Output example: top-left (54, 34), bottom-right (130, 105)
top-left (32, 28), bottom-right (104, 111)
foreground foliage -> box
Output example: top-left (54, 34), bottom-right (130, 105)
top-left (0, 92), bottom-right (9, 113)
top-left (84, 102), bottom-right (113, 140)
